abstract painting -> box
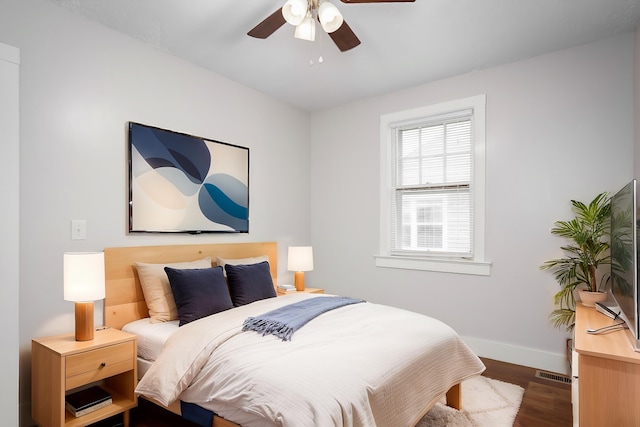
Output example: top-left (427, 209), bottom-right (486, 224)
top-left (128, 122), bottom-right (249, 233)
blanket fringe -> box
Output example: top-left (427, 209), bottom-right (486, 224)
top-left (243, 318), bottom-right (294, 341)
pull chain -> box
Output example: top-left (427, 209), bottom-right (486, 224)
top-left (309, 27), bottom-right (324, 66)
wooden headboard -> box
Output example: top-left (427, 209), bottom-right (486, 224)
top-left (104, 242), bottom-right (278, 329)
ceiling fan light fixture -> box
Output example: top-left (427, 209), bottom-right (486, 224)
top-left (318, 2), bottom-right (343, 33)
top-left (294, 12), bottom-right (316, 41)
top-left (282, 0), bottom-right (307, 26)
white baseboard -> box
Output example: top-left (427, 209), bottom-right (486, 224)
top-left (461, 335), bottom-right (570, 376)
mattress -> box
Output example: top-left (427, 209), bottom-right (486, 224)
top-left (122, 318), bottom-right (178, 362)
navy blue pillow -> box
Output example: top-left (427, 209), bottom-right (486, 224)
top-left (225, 261), bottom-right (277, 306)
top-left (164, 266), bottom-right (233, 326)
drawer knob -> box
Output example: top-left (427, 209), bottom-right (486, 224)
top-left (99, 362), bottom-right (106, 368)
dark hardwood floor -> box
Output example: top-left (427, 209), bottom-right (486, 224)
top-left (122, 357), bottom-right (572, 427)
top-left (481, 358), bottom-right (572, 427)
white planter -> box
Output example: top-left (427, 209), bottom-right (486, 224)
top-left (578, 290), bottom-right (607, 307)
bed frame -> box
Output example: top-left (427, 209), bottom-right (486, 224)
top-left (103, 242), bottom-right (461, 427)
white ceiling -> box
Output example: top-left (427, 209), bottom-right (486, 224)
top-left (48, 0), bottom-right (640, 112)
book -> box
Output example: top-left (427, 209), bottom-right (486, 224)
top-left (65, 386), bottom-right (112, 417)
top-left (277, 284), bottom-right (296, 292)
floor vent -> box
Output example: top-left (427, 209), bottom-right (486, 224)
top-left (535, 370), bottom-right (572, 384)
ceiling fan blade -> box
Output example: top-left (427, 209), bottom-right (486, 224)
top-left (328, 20), bottom-right (361, 52)
top-left (340, 0), bottom-right (415, 3)
top-left (247, 8), bottom-right (286, 39)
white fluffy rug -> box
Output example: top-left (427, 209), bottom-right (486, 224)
top-left (416, 376), bottom-right (525, 427)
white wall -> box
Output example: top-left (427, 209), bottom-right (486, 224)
top-left (0, 1), bottom-right (312, 425)
top-left (309, 33), bottom-right (635, 374)
top-left (0, 40), bottom-right (20, 427)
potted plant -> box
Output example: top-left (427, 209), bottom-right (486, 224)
top-left (540, 192), bottom-right (611, 330)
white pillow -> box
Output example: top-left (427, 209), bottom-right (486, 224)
top-left (216, 255), bottom-right (269, 276)
top-left (135, 257), bottom-right (212, 323)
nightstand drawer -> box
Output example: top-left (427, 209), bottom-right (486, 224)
top-left (66, 341), bottom-right (134, 390)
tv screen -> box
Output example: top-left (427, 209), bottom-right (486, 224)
top-left (610, 179), bottom-right (640, 350)
top-left (128, 122), bottom-right (249, 233)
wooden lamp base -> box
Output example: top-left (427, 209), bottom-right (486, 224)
top-left (74, 301), bottom-right (95, 341)
top-left (294, 271), bottom-right (305, 291)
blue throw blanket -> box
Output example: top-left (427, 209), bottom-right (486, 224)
top-left (242, 296), bottom-right (365, 341)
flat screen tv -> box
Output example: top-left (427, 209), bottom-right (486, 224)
top-left (128, 122), bottom-right (249, 234)
top-left (610, 178), bottom-right (640, 351)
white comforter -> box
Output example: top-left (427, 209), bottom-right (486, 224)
top-left (136, 293), bottom-right (485, 427)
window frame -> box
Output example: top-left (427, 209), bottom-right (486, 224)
top-left (376, 95), bottom-right (491, 276)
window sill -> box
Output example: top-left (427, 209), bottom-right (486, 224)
top-left (374, 255), bottom-right (491, 276)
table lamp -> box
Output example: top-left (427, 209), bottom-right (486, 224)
top-left (288, 246), bottom-right (313, 291)
top-left (64, 252), bottom-right (105, 341)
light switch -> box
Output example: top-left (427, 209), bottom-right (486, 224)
top-left (71, 220), bottom-right (86, 240)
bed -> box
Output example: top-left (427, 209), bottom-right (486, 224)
top-left (104, 242), bottom-right (485, 427)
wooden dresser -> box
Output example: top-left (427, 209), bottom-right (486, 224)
top-left (574, 303), bottom-right (640, 426)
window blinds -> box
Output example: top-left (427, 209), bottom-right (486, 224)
top-left (390, 111), bottom-right (474, 258)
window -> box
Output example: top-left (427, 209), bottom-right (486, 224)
top-left (376, 95), bottom-right (490, 275)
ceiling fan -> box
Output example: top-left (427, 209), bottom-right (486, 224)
top-left (248, 0), bottom-right (415, 52)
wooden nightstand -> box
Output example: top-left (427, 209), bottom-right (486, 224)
top-left (277, 287), bottom-right (324, 296)
top-left (32, 328), bottom-right (137, 427)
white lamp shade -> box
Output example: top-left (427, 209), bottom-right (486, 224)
top-left (282, 0), bottom-right (307, 26)
top-left (294, 13), bottom-right (316, 41)
top-left (288, 246), bottom-right (314, 272)
top-left (318, 2), bottom-right (343, 33)
top-left (64, 252), bottom-right (105, 302)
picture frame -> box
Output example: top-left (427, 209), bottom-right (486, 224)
top-left (128, 122), bottom-right (249, 233)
